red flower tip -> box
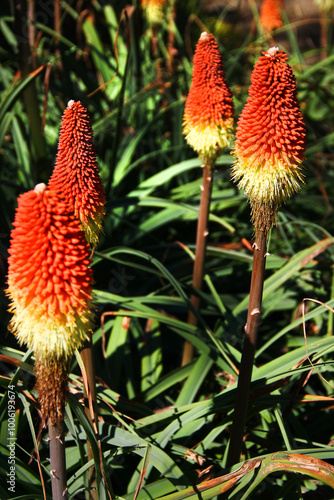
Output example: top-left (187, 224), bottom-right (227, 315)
top-left (183, 32), bottom-right (234, 164)
top-left (49, 100), bottom-right (105, 245)
top-left (232, 47), bottom-right (306, 233)
top-left (7, 185), bottom-right (93, 362)
top-left (260, 0), bottom-right (285, 33)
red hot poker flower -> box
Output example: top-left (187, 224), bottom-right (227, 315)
top-left (260, 0), bottom-right (285, 33)
top-left (183, 32), bottom-right (234, 165)
top-left (7, 183), bottom-right (93, 362)
top-left (232, 47), bottom-right (306, 234)
top-left (49, 100), bottom-right (105, 245)
top-left (7, 183), bottom-right (94, 423)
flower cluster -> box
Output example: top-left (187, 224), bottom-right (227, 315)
top-left (260, 0), bottom-right (285, 33)
top-left (7, 184), bottom-right (93, 361)
top-left (183, 32), bottom-right (234, 165)
top-left (7, 100), bottom-right (105, 423)
top-left (232, 47), bottom-right (306, 233)
top-left (49, 100), bottom-right (105, 245)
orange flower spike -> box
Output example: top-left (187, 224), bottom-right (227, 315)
top-left (260, 0), bottom-right (285, 33)
top-left (232, 47), bottom-right (306, 234)
top-left (183, 32), bottom-right (234, 165)
top-left (49, 100), bottom-right (105, 245)
top-left (7, 183), bottom-right (94, 362)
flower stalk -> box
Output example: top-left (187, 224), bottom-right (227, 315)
top-left (81, 334), bottom-right (99, 499)
top-left (182, 32), bottom-right (234, 365)
top-left (227, 230), bottom-right (267, 465)
top-left (48, 420), bottom-right (68, 500)
top-left (13, 0), bottom-right (47, 179)
top-left (227, 47), bottom-right (306, 465)
top-left (49, 100), bottom-right (106, 497)
top-left (182, 163), bottom-right (214, 365)
top-left (314, 1), bottom-right (333, 60)
top-left (7, 183), bottom-right (94, 497)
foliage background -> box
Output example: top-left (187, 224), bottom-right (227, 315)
top-left (1, 0), bottom-right (334, 498)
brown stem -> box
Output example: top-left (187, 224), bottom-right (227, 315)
top-left (27, 0), bottom-right (36, 68)
top-left (320, 9), bottom-right (328, 61)
top-left (181, 163), bottom-right (214, 366)
top-left (226, 229), bottom-right (268, 466)
top-left (13, 0), bottom-right (47, 180)
top-left (54, 0), bottom-right (61, 46)
top-left (81, 333), bottom-right (98, 500)
top-left (53, 0), bottom-right (64, 71)
top-left (48, 420), bottom-right (68, 500)
top-left (166, 3), bottom-right (176, 75)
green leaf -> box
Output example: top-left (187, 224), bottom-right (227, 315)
top-left (233, 238), bottom-right (334, 315)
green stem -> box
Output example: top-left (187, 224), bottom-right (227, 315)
top-left (227, 229), bottom-right (268, 465)
top-left (48, 420), bottom-right (68, 500)
top-left (182, 163), bottom-right (214, 366)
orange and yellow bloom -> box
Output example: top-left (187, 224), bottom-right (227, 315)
top-left (7, 183), bottom-right (93, 362)
top-left (260, 0), bottom-right (284, 33)
top-left (232, 47), bottom-right (306, 233)
top-left (49, 100), bottom-right (105, 245)
top-left (183, 32), bottom-right (234, 164)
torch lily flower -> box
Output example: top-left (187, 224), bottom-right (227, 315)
top-left (49, 100), bottom-right (105, 246)
top-left (7, 183), bottom-right (93, 361)
top-left (260, 0), bottom-right (285, 33)
top-left (232, 47), bottom-right (306, 234)
top-left (7, 183), bottom-right (94, 423)
top-left (183, 32), bottom-right (234, 165)
top-left (141, 0), bottom-right (169, 26)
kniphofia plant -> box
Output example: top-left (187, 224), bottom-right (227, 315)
top-left (227, 47), bottom-right (306, 465)
top-left (182, 32), bottom-right (234, 365)
top-left (7, 183), bottom-right (93, 498)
